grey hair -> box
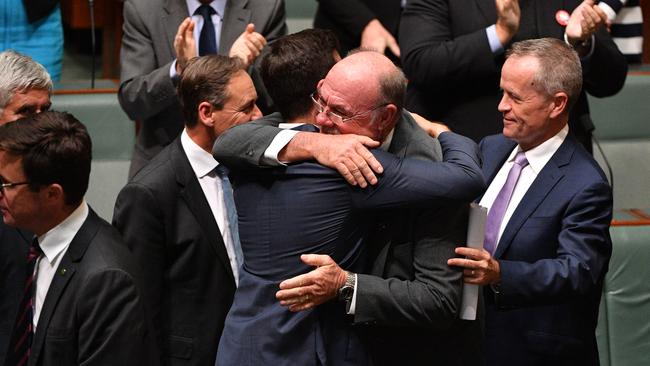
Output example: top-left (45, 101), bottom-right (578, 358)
top-left (0, 50), bottom-right (53, 111)
top-left (506, 38), bottom-right (582, 110)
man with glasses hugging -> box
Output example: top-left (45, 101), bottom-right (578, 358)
top-left (213, 33), bottom-right (485, 365)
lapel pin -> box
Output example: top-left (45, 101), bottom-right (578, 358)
top-left (556, 10), bottom-right (570, 27)
top-left (60, 268), bottom-right (67, 276)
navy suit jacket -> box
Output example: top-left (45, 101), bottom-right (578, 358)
top-left (479, 133), bottom-right (612, 366)
top-left (217, 132), bottom-right (485, 366)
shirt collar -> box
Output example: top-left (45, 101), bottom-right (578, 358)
top-left (37, 201), bottom-right (89, 265)
top-left (186, 0), bottom-right (227, 17)
top-left (509, 124), bottom-right (569, 174)
top-left (379, 128), bottom-right (395, 151)
top-left (181, 129), bottom-right (220, 178)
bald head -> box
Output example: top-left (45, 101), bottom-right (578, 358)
top-left (314, 51), bottom-right (406, 141)
top-left (325, 51), bottom-right (405, 109)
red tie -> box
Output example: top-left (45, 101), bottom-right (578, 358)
top-left (7, 237), bottom-right (42, 366)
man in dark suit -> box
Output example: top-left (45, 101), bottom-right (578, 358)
top-left (213, 50), bottom-right (485, 365)
top-left (113, 55), bottom-right (261, 366)
top-left (399, 0), bottom-right (627, 151)
top-left (0, 111), bottom-right (158, 366)
top-left (0, 50), bottom-right (52, 366)
top-left (448, 38), bottom-right (613, 365)
top-left (118, 0), bottom-right (287, 178)
top-left (314, 0), bottom-right (402, 61)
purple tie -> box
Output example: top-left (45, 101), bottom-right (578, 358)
top-left (483, 151), bottom-right (529, 255)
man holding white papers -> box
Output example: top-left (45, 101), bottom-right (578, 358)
top-left (448, 38), bottom-right (613, 366)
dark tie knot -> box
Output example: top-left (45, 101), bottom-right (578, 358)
top-left (195, 4), bottom-right (216, 18)
top-left (215, 164), bottom-right (229, 178)
top-left (29, 237), bottom-right (43, 260)
top-left (514, 151), bottom-right (529, 167)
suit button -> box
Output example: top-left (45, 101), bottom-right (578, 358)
top-left (246, 150), bottom-right (253, 156)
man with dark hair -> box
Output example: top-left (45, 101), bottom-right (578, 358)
top-left (447, 38), bottom-right (613, 365)
top-left (113, 55), bottom-right (261, 366)
top-left (214, 51), bottom-right (485, 365)
top-left (260, 28), bottom-right (340, 122)
top-left (0, 111), bottom-right (158, 366)
top-left (0, 50), bottom-right (52, 365)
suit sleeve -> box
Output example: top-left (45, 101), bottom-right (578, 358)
top-left (77, 269), bottom-right (157, 365)
top-left (497, 180), bottom-right (613, 306)
top-left (581, 26), bottom-right (627, 98)
top-left (399, 0), bottom-right (500, 88)
top-left (213, 119), bottom-right (285, 168)
top-left (258, 0), bottom-right (288, 42)
top-left (112, 183), bottom-right (166, 344)
top-left (351, 132), bottom-right (486, 208)
top-left (118, 0), bottom-right (179, 121)
top-left (316, 0), bottom-right (377, 39)
top-left (354, 204), bottom-right (465, 328)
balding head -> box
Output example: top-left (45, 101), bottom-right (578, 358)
top-left (314, 51), bottom-right (406, 141)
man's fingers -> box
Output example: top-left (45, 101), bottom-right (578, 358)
top-left (447, 257), bottom-right (479, 269)
top-left (300, 254), bottom-right (333, 267)
top-left (335, 162), bottom-right (358, 186)
top-left (278, 273), bottom-right (311, 290)
top-left (245, 23), bottom-right (255, 34)
top-left (387, 36), bottom-right (401, 57)
top-left (454, 246), bottom-right (487, 259)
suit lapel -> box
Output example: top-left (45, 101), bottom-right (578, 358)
top-left (172, 139), bottom-right (236, 283)
top-left (475, 0), bottom-right (498, 25)
top-left (163, 0), bottom-right (189, 57)
top-left (494, 137), bottom-right (575, 258)
top-left (220, 0), bottom-right (251, 55)
top-left (477, 136), bottom-right (516, 203)
top-left (29, 211), bottom-right (101, 366)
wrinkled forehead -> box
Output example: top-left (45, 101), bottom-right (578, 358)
top-left (320, 68), bottom-right (380, 110)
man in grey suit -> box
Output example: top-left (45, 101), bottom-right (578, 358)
top-left (214, 48), bottom-right (482, 365)
top-left (113, 55), bottom-right (261, 366)
top-left (118, 0), bottom-right (287, 178)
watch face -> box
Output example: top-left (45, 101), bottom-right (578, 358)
top-left (341, 286), bottom-right (353, 300)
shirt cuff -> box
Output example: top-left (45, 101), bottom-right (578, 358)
top-left (262, 129), bottom-right (300, 165)
top-left (170, 59), bottom-right (180, 79)
top-left (347, 273), bottom-right (358, 315)
top-left (486, 24), bottom-right (504, 54)
top-left (564, 32), bottom-right (596, 59)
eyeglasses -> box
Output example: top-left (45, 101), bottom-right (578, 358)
top-left (0, 178), bottom-right (30, 192)
top-left (310, 91), bottom-right (387, 124)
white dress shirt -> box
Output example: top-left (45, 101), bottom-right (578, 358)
top-left (34, 201), bottom-right (89, 330)
top-left (479, 125), bottom-right (569, 252)
top-left (181, 129), bottom-right (240, 284)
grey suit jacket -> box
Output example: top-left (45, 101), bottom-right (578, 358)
top-left (212, 111), bottom-right (482, 365)
top-left (26, 209), bottom-right (159, 366)
top-left (118, 0), bottom-right (287, 178)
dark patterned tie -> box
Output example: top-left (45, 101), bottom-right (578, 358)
top-left (7, 237), bottom-right (42, 366)
top-left (483, 151), bottom-right (529, 255)
top-left (195, 4), bottom-right (217, 56)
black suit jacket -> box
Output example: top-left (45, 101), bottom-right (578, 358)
top-left (0, 222), bottom-right (29, 365)
top-left (25, 209), bottom-right (158, 366)
top-left (113, 137), bottom-right (236, 366)
top-left (212, 111), bottom-right (485, 364)
top-left (314, 0), bottom-right (402, 59)
top-left (399, 0), bottom-right (627, 149)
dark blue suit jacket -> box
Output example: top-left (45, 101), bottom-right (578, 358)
top-left (216, 132), bottom-right (485, 366)
top-left (479, 134), bottom-right (613, 366)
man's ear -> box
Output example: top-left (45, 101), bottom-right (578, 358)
top-left (549, 92), bottom-right (568, 119)
top-left (197, 101), bottom-right (215, 127)
top-left (42, 183), bottom-right (65, 205)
